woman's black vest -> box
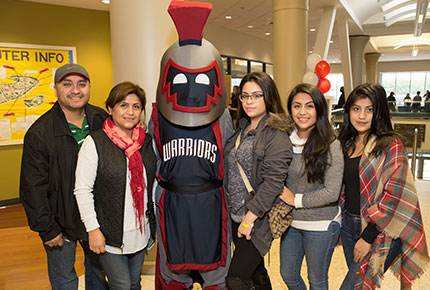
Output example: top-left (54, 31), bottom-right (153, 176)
top-left (90, 129), bottom-right (156, 247)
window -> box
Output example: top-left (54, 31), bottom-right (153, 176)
top-left (396, 72), bottom-right (411, 96)
top-left (231, 58), bottom-right (248, 79)
top-left (221, 55), bottom-right (272, 94)
top-left (326, 73), bottom-right (344, 104)
top-left (380, 73), bottom-right (396, 94)
top-left (266, 64), bottom-right (273, 78)
top-left (411, 72), bottom-right (426, 95)
top-left (380, 71), bottom-right (430, 97)
top-left (221, 56), bottom-right (229, 75)
top-left (250, 61), bottom-right (263, 72)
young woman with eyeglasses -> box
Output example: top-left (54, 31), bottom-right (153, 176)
top-left (224, 72), bottom-right (293, 290)
top-left (338, 83), bottom-right (428, 290)
top-left (279, 83), bottom-right (343, 290)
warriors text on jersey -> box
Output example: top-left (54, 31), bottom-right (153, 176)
top-left (151, 105), bottom-right (228, 270)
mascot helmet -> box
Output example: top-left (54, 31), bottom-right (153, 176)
top-left (156, 0), bottom-right (227, 127)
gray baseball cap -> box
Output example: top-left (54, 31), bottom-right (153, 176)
top-left (54, 63), bottom-right (90, 84)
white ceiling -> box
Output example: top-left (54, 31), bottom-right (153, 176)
top-left (22, 0), bottom-right (430, 63)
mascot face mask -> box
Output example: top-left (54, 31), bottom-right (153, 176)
top-left (156, 1), bottom-right (227, 127)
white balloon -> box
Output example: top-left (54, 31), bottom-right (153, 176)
top-left (302, 71), bottom-right (318, 85)
top-left (306, 53), bottom-right (321, 71)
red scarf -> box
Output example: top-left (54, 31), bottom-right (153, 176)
top-left (103, 117), bottom-right (146, 233)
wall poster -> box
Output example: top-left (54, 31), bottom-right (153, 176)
top-left (0, 42), bottom-right (76, 145)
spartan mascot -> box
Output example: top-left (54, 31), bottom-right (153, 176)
top-left (149, 1), bottom-right (233, 289)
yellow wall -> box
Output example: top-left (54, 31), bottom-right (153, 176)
top-left (0, 0), bottom-right (112, 201)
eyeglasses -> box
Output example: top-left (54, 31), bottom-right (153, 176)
top-left (239, 92), bottom-right (264, 102)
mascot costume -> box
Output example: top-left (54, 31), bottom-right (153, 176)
top-left (149, 1), bottom-right (233, 289)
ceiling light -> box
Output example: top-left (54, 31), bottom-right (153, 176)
top-left (412, 48), bottom-right (419, 56)
top-left (381, 0), bottom-right (411, 12)
top-left (330, 40), bottom-right (334, 43)
top-left (309, 50), bottom-right (313, 53)
top-left (248, 25), bottom-right (254, 28)
top-left (394, 36), bottom-right (430, 49)
top-left (225, 16), bottom-right (232, 20)
top-left (101, 0), bottom-right (110, 3)
top-left (310, 28), bottom-right (316, 32)
top-left (234, 59), bottom-right (247, 66)
top-left (265, 32), bottom-right (271, 36)
top-left (384, 4), bottom-right (416, 20)
top-left (386, 12), bottom-right (416, 26)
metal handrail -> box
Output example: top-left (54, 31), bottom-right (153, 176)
top-left (411, 128), bottom-right (418, 177)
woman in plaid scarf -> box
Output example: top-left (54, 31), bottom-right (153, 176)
top-left (338, 83), bottom-right (429, 290)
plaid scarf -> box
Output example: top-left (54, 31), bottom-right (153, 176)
top-left (340, 136), bottom-right (429, 289)
top-left (103, 117), bottom-right (146, 233)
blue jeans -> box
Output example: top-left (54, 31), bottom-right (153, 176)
top-left (340, 210), bottom-right (402, 290)
top-left (99, 248), bottom-right (146, 290)
top-left (280, 222), bottom-right (340, 290)
top-left (44, 238), bottom-right (107, 290)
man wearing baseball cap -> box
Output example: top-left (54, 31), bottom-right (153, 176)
top-left (20, 63), bottom-right (108, 289)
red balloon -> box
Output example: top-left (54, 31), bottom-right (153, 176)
top-left (315, 60), bottom-right (330, 78)
top-left (317, 78), bottom-right (331, 94)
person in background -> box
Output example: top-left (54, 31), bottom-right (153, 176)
top-left (387, 91), bottom-right (396, 112)
top-left (224, 72), bottom-right (292, 290)
top-left (411, 91), bottom-right (422, 112)
top-left (279, 83), bottom-right (343, 290)
top-left (338, 83), bottom-right (429, 289)
top-left (229, 85), bottom-right (240, 122)
top-left (403, 93), bottom-right (411, 111)
top-left (424, 90), bottom-right (429, 100)
top-left (334, 86), bottom-right (345, 109)
top-left (74, 82), bottom-right (156, 289)
top-left (424, 90), bottom-right (430, 112)
top-left (20, 63), bottom-right (108, 290)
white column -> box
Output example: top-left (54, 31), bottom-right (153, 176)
top-left (313, 6), bottom-right (336, 60)
top-left (273, 0), bottom-right (309, 104)
top-left (337, 16), bottom-right (353, 97)
top-left (365, 53), bottom-right (381, 84)
top-left (110, 0), bottom-right (176, 122)
top-left (349, 35), bottom-right (369, 88)
top-left (109, 0), bottom-right (177, 263)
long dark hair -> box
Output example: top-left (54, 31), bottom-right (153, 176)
top-left (287, 83), bottom-right (335, 183)
top-left (235, 72), bottom-right (285, 128)
top-left (338, 83), bottom-right (398, 157)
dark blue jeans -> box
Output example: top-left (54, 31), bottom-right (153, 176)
top-left (280, 222), bottom-right (340, 290)
top-left (340, 210), bottom-right (402, 290)
top-left (44, 238), bottom-right (107, 290)
top-left (99, 248), bottom-right (146, 290)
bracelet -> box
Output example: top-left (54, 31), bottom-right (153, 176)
top-left (241, 221), bottom-right (254, 228)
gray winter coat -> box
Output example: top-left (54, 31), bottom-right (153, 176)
top-left (224, 113), bottom-right (293, 256)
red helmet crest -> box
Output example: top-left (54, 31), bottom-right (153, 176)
top-left (168, 1), bottom-right (212, 46)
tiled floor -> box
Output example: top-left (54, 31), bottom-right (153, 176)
top-left (81, 180), bottom-right (430, 290)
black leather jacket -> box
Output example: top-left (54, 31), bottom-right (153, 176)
top-left (20, 102), bottom-right (108, 242)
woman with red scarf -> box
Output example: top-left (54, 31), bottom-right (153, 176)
top-left (74, 82), bottom-right (156, 289)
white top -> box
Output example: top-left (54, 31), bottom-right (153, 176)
top-left (291, 207), bottom-right (342, 231)
top-left (74, 136), bottom-right (149, 254)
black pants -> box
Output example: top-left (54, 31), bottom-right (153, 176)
top-left (228, 221), bottom-right (268, 282)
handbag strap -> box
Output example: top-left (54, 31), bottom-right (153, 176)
top-left (235, 130), bottom-right (255, 196)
